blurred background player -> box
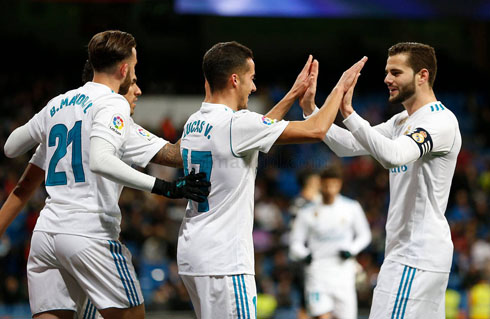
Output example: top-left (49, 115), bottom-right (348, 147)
top-left (289, 164), bottom-right (371, 319)
top-left (302, 42), bottom-right (462, 318)
top-left (3, 30), bottom-right (209, 319)
top-left (177, 40), bottom-right (367, 319)
top-left (288, 168), bottom-right (321, 319)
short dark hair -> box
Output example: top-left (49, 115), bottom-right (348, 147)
top-left (296, 168), bottom-right (318, 189)
top-left (88, 30), bottom-right (136, 73)
top-left (320, 165), bottom-right (343, 180)
top-left (388, 42), bottom-right (437, 88)
top-left (202, 41), bottom-right (254, 92)
top-left (81, 60), bottom-right (93, 84)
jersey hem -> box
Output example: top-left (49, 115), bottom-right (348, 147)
top-left (178, 271), bottom-right (255, 276)
top-left (385, 256), bottom-right (451, 273)
top-left (33, 229), bottom-right (118, 241)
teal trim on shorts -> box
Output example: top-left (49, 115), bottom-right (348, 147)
top-left (109, 240), bottom-right (134, 307)
top-left (391, 266), bottom-right (408, 319)
top-left (115, 242), bottom-right (140, 305)
top-left (240, 275), bottom-right (251, 319)
top-left (232, 276), bottom-right (241, 319)
top-left (391, 266), bottom-right (416, 319)
top-left (400, 268), bottom-right (416, 319)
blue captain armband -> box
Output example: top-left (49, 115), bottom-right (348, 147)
top-left (407, 127), bottom-right (433, 158)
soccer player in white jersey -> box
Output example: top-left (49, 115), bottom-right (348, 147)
top-left (290, 164), bottom-right (371, 319)
top-left (3, 30), bottom-right (209, 319)
top-left (301, 42), bottom-right (462, 318)
top-left (178, 41), bottom-right (367, 319)
top-left (0, 68), bottom-right (185, 319)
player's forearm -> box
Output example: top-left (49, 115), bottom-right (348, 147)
top-left (323, 124), bottom-right (370, 157)
top-left (151, 140), bottom-right (183, 168)
top-left (4, 124), bottom-right (38, 158)
top-left (0, 164), bottom-right (44, 237)
top-left (350, 227), bottom-right (372, 255)
top-left (90, 137), bottom-right (155, 192)
top-left (265, 92), bottom-right (296, 120)
top-left (344, 112), bottom-right (420, 168)
top-left (303, 86), bottom-right (343, 138)
top-left (275, 87), bottom-right (343, 144)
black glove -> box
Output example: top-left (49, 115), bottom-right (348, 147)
top-left (303, 254), bottom-right (313, 265)
top-left (151, 169), bottom-right (211, 202)
top-left (339, 250), bottom-right (353, 260)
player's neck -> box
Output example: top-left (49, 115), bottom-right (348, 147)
top-left (205, 91), bottom-right (239, 111)
top-left (92, 73), bottom-right (121, 94)
top-left (402, 89), bottom-right (437, 116)
top-left (322, 194), bottom-right (335, 205)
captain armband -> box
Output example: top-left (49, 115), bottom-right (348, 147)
top-left (406, 127), bottom-right (433, 158)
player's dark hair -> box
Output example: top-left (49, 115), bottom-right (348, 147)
top-left (81, 60), bottom-right (93, 84)
top-left (320, 165), bottom-right (343, 180)
top-left (297, 168), bottom-right (318, 189)
top-left (388, 42), bottom-right (437, 88)
top-left (88, 30), bottom-right (136, 73)
top-left (202, 41), bottom-right (254, 93)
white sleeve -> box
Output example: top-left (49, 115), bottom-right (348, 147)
top-left (121, 124), bottom-right (168, 168)
top-left (348, 201), bottom-right (372, 255)
top-left (89, 136), bottom-right (156, 192)
top-left (417, 114), bottom-right (458, 156)
top-left (289, 209), bottom-right (311, 261)
top-left (231, 111), bottom-right (289, 156)
top-left (323, 115), bottom-right (398, 157)
top-left (90, 95), bottom-right (131, 150)
top-left (29, 144), bottom-right (47, 170)
top-left (343, 112), bottom-right (420, 169)
top-left (4, 124), bottom-right (39, 158)
top-left (323, 124), bottom-right (371, 157)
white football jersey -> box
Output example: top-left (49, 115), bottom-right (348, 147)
top-left (178, 102), bottom-right (288, 276)
top-left (323, 101), bottom-right (461, 272)
top-left (290, 195), bottom-right (371, 268)
top-left (26, 82), bottom-right (166, 240)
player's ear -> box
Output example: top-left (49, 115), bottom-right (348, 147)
top-left (417, 68), bottom-right (429, 86)
top-left (120, 63), bottom-right (129, 79)
top-left (231, 73), bottom-right (239, 88)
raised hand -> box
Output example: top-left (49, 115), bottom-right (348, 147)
top-left (288, 55), bottom-right (314, 99)
top-left (335, 56), bottom-right (367, 93)
top-left (340, 72), bottom-right (361, 118)
top-left (299, 59), bottom-right (319, 116)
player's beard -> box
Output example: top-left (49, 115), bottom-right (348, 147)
top-left (119, 71), bottom-right (131, 95)
top-left (389, 77), bottom-right (416, 104)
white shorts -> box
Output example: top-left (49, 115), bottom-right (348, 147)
top-left (369, 260), bottom-right (448, 319)
top-left (305, 261), bottom-right (357, 319)
top-left (181, 274), bottom-right (257, 319)
top-left (28, 231), bottom-right (143, 316)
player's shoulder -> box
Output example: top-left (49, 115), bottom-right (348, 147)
top-left (337, 194), bottom-right (361, 207)
top-left (427, 102), bottom-right (458, 122)
top-left (419, 102), bottom-right (459, 131)
top-left (233, 110), bottom-right (283, 127)
top-left (390, 110), bottom-right (410, 127)
top-left (184, 109), bottom-right (205, 125)
top-left (297, 202), bottom-right (319, 216)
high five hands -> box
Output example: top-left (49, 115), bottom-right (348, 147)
top-left (298, 56), bottom-right (368, 118)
